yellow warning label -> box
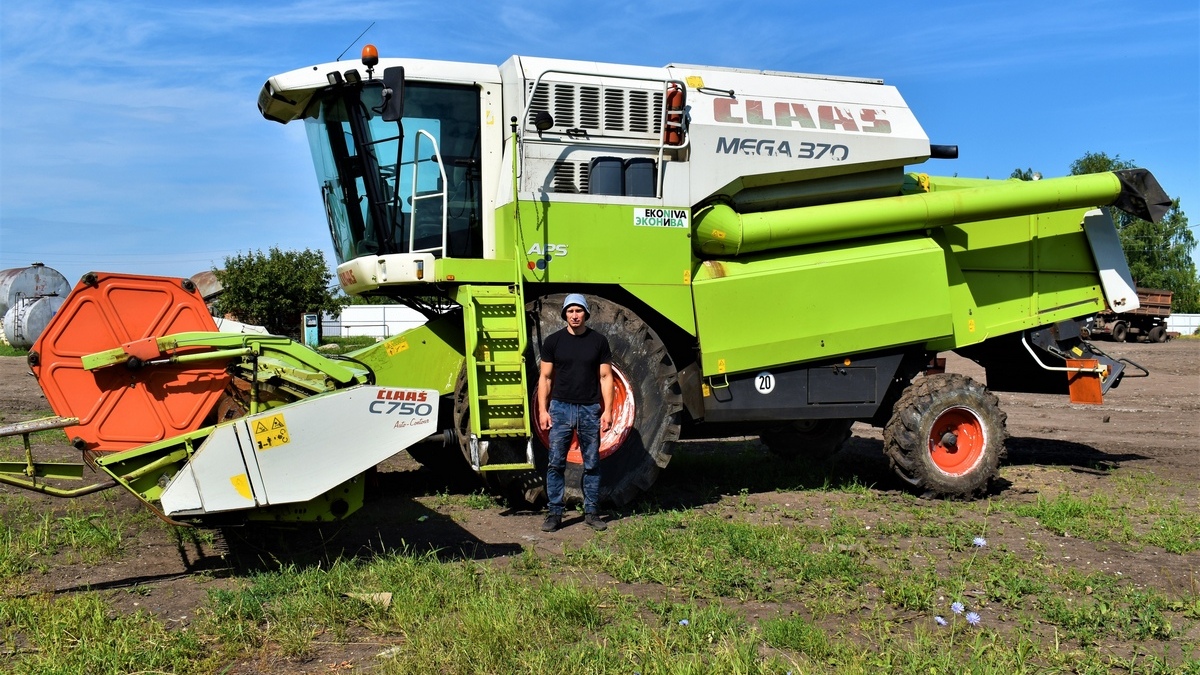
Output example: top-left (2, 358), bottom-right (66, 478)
top-left (386, 339), bottom-right (410, 357)
top-left (230, 473), bottom-right (252, 499)
top-left (254, 413), bottom-right (290, 451)
top-left (683, 269), bottom-right (691, 284)
top-left (717, 359), bottom-right (726, 374)
top-left (968, 319), bottom-right (976, 333)
top-left (685, 76), bottom-right (704, 89)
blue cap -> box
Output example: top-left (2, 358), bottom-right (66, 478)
top-left (561, 293), bottom-right (590, 319)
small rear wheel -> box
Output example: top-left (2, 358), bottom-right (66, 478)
top-left (1110, 321), bottom-right (1128, 343)
top-left (1148, 325), bottom-right (1167, 343)
top-left (760, 419), bottom-right (853, 460)
top-left (883, 373), bottom-right (1007, 498)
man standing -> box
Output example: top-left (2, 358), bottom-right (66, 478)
top-left (538, 294), bottom-right (614, 532)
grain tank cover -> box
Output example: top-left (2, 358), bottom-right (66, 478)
top-left (666, 64), bottom-right (930, 202)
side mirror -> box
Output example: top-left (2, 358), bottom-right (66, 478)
top-left (381, 66), bottom-right (405, 122)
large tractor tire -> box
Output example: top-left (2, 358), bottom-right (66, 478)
top-left (760, 419), bottom-right (854, 460)
top-left (883, 373), bottom-right (1007, 499)
top-left (1148, 325), bottom-right (1167, 343)
top-left (529, 294), bottom-right (683, 507)
top-left (1110, 321), bottom-right (1128, 343)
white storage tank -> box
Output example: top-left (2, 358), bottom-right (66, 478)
top-left (0, 264), bottom-right (71, 318)
top-left (3, 295), bottom-right (66, 349)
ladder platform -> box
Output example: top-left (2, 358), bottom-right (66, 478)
top-left (478, 462), bottom-right (536, 472)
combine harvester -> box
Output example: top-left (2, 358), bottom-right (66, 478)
top-left (2, 46), bottom-right (1169, 528)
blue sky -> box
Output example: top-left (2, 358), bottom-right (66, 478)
top-left (1, 1), bottom-right (1197, 286)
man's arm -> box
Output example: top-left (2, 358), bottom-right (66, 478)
top-left (537, 360), bottom-right (555, 432)
top-left (599, 363), bottom-right (614, 433)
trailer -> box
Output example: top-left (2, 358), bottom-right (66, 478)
top-left (1088, 288), bottom-right (1173, 343)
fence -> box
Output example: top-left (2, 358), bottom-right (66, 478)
top-left (1166, 313), bottom-right (1199, 336)
top-left (322, 305), bottom-right (428, 339)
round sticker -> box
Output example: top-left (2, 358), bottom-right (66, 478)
top-left (755, 371), bottom-right (775, 394)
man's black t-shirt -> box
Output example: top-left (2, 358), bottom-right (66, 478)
top-left (541, 327), bottom-right (612, 404)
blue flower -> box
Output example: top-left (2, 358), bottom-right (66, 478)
top-left (678, 619), bottom-right (689, 626)
top-left (965, 611), bottom-right (981, 626)
top-left (934, 615), bottom-right (947, 626)
top-left (951, 601), bottom-right (965, 614)
top-left (973, 536), bottom-right (987, 547)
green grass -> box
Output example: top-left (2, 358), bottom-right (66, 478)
top-left (0, 344), bottom-right (28, 357)
top-left (0, 594), bottom-right (207, 674)
top-left (0, 497), bottom-right (150, 584)
top-left (2, 456), bottom-right (1199, 673)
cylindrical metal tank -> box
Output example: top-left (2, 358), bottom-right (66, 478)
top-left (4, 295), bottom-right (66, 349)
top-left (0, 264), bottom-right (71, 318)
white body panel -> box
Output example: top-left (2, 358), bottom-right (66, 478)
top-left (161, 386), bottom-right (439, 516)
top-left (1082, 209), bottom-right (1141, 313)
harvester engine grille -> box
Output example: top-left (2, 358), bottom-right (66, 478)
top-left (527, 81), bottom-right (663, 141)
top-left (549, 161), bottom-right (590, 194)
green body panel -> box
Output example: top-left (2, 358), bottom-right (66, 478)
top-left (692, 234), bottom-right (953, 376)
top-left (509, 199), bottom-right (694, 288)
top-left (348, 314), bottom-right (466, 394)
top-left (620, 283), bottom-right (697, 335)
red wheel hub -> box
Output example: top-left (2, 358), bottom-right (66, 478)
top-left (534, 367), bottom-right (635, 464)
top-left (927, 406), bottom-right (987, 476)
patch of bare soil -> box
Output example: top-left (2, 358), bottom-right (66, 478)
top-left (1, 339), bottom-right (1197, 671)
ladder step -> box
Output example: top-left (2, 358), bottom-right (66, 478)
top-left (474, 359), bottom-right (523, 367)
top-left (476, 395), bottom-right (526, 403)
top-left (477, 429), bottom-right (526, 437)
top-left (478, 462), bottom-right (535, 472)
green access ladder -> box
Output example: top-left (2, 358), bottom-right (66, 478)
top-left (456, 283), bottom-right (535, 472)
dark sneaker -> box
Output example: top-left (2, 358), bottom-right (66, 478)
top-left (584, 513), bottom-right (608, 531)
top-left (541, 514), bottom-right (562, 532)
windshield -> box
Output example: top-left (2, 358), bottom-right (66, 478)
top-left (305, 81), bottom-right (482, 263)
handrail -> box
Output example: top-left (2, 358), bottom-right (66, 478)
top-left (408, 129), bottom-right (450, 256)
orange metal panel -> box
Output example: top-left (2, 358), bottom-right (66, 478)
top-left (30, 273), bottom-right (230, 452)
top-left (1065, 359), bottom-right (1103, 405)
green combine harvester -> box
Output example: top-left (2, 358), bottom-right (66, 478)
top-left (2, 47), bottom-right (1168, 526)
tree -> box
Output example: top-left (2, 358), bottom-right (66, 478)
top-left (1069, 152), bottom-right (1200, 313)
top-left (214, 248), bottom-right (349, 338)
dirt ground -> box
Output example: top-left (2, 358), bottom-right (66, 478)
top-left (1, 339), bottom-right (1197, 671)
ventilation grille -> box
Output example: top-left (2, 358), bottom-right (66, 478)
top-left (549, 161), bottom-right (590, 194)
top-left (527, 81), bottom-right (663, 139)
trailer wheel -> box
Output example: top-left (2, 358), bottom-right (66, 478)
top-left (1110, 321), bottom-right (1128, 343)
top-left (530, 295), bottom-right (682, 507)
top-left (883, 373), bottom-right (1007, 499)
top-left (760, 419), bottom-right (854, 460)
top-left (1148, 325), bottom-right (1167, 343)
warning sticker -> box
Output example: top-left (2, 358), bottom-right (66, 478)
top-left (253, 413), bottom-right (290, 451)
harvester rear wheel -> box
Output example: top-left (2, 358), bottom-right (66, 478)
top-left (1148, 325), bottom-right (1167, 343)
top-left (883, 373), bottom-right (1007, 499)
top-left (759, 419), bottom-right (853, 460)
top-left (1110, 321), bottom-right (1128, 343)
top-left (529, 295), bottom-right (683, 507)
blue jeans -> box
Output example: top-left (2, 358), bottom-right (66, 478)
top-left (546, 400), bottom-right (602, 515)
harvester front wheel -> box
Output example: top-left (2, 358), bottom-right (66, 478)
top-left (883, 373), bottom-right (1007, 499)
top-left (530, 295), bottom-right (683, 507)
top-left (759, 419), bottom-right (853, 460)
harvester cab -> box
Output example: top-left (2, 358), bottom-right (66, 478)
top-left (2, 45), bottom-right (1172, 528)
